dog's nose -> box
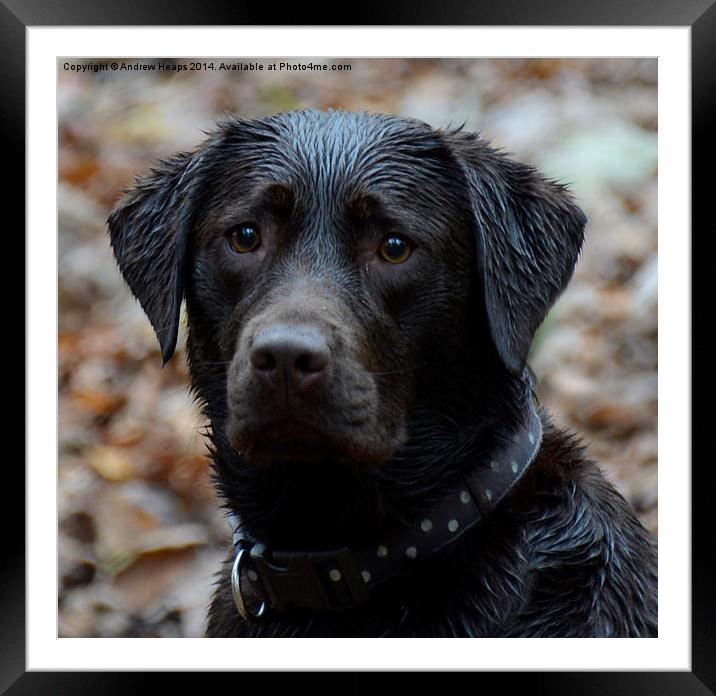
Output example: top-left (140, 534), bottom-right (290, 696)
top-left (250, 324), bottom-right (330, 394)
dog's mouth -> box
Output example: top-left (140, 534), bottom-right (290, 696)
top-left (233, 419), bottom-right (359, 466)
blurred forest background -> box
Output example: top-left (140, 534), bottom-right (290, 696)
top-left (58, 57), bottom-right (658, 637)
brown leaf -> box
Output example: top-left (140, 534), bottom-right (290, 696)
top-left (112, 548), bottom-right (198, 613)
top-left (86, 445), bottom-right (135, 481)
top-left (105, 418), bottom-right (146, 446)
top-left (70, 388), bottom-right (126, 418)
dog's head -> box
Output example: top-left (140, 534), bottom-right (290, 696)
top-left (108, 109), bottom-right (584, 532)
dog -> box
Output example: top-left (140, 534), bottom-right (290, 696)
top-left (108, 109), bottom-right (657, 637)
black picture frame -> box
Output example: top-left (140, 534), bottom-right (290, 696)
top-left (9, 0), bottom-right (707, 691)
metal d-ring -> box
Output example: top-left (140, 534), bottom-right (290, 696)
top-left (231, 547), bottom-right (267, 621)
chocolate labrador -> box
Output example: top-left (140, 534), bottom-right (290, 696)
top-left (108, 109), bottom-right (657, 637)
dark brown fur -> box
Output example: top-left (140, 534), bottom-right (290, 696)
top-left (108, 109), bottom-right (657, 637)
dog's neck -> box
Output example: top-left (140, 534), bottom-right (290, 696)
top-left (225, 380), bottom-right (543, 619)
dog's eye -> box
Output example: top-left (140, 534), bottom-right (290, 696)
top-left (379, 235), bottom-right (413, 264)
top-left (228, 224), bottom-right (261, 253)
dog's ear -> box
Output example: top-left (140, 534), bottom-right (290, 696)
top-left (445, 131), bottom-right (587, 375)
top-left (107, 149), bottom-right (208, 364)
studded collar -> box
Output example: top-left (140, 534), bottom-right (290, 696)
top-left (228, 386), bottom-right (543, 622)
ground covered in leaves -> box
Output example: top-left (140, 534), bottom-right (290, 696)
top-left (58, 58), bottom-right (658, 637)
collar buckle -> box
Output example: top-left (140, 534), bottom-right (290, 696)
top-left (232, 541), bottom-right (370, 619)
top-left (231, 546), bottom-right (267, 621)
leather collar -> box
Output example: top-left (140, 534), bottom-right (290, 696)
top-left (229, 386), bottom-right (543, 621)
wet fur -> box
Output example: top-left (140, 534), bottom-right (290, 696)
top-left (108, 109), bottom-right (657, 637)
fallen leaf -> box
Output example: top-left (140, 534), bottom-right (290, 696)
top-left (86, 445), bottom-right (135, 481)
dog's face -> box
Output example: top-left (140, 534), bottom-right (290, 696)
top-left (189, 113), bottom-right (480, 469)
top-left (108, 110), bottom-right (585, 538)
